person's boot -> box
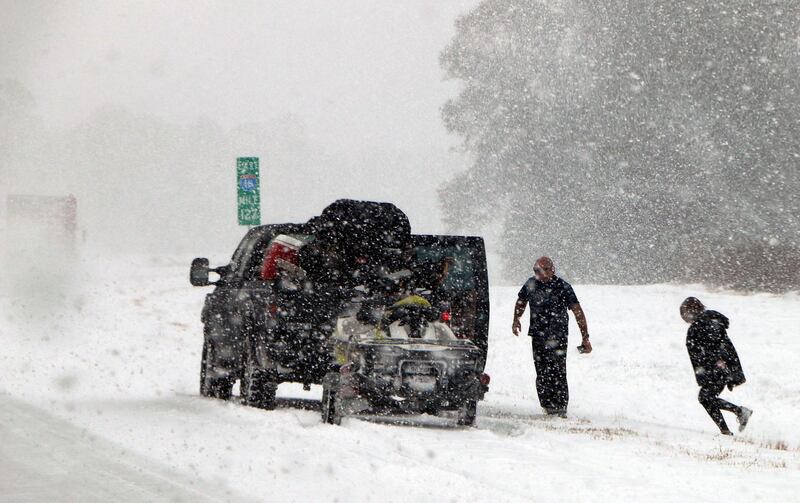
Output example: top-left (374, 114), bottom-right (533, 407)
top-left (720, 428), bottom-right (733, 436)
top-left (544, 408), bottom-right (567, 418)
top-left (737, 407), bottom-right (753, 432)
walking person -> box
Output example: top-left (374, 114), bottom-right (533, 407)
top-left (512, 257), bottom-right (591, 417)
top-left (680, 297), bottom-right (753, 435)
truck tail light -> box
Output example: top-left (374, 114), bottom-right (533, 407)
top-left (261, 235), bottom-right (304, 280)
top-left (479, 373), bottom-right (491, 386)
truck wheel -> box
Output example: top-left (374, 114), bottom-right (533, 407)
top-left (321, 373), bottom-right (342, 425)
top-left (200, 340), bottom-right (233, 400)
top-left (457, 399), bottom-right (477, 427)
top-left (242, 341), bottom-right (277, 410)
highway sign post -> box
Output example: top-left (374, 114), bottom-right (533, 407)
top-left (237, 157), bottom-right (261, 226)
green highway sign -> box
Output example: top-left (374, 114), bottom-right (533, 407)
top-left (237, 157), bottom-right (261, 226)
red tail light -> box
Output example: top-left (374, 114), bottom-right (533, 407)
top-left (267, 303), bottom-right (278, 317)
top-left (440, 310), bottom-right (451, 323)
top-left (479, 373), bottom-right (491, 386)
top-left (260, 235), bottom-right (303, 280)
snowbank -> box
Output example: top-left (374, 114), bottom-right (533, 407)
top-left (1, 254), bottom-right (797, 502)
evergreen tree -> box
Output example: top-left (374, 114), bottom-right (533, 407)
top-left (440, 0), bottom-right (800, 288)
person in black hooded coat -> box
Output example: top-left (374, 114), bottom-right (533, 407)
top-left (680, 297), bottom-right (753, 435)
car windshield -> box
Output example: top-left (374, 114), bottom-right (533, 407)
top-left (412, 246), bottom-right (475, 292)
top-left (229, 228), bottom-right (268, 276)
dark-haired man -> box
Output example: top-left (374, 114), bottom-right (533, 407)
top-left (512, 257), bottom-right (591, 417)
top-left (680, 297), bottom-right (753, 435)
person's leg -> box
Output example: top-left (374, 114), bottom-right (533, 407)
top-left (717, 397), bottom-right (742, 415)
top-left (533, 340), bottom-right (568, 414)
top-left (545, 345), bottom-right (568, 413)
top-left (713, 387), bottom-right (752, 432)
top-left (555, 347), bottom-right (569, 412)
top-left (531, 338), bottom-right (548, 410)
top-left (698, 382), bottom-right (740, 433)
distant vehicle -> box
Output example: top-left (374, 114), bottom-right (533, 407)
top-left (322, 293), bottom-right (489, 426)
top-left (189, 200), bottom-right (490, 417)
top-left (4, 194), bottom-right (79, 257)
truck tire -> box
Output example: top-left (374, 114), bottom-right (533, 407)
top-left (321, 373), bottom-right (342, 425)
top-left (200, 340), bottom-right (233, 400)
top-left (242, 340), bottom-right (277, 410)
top-left (456, 399), bottom-right (477, 427)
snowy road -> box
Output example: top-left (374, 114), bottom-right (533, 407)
top-left (1, 256), bottom-right (799, 502)
top-left (0, 394), bottom-right (247, 502)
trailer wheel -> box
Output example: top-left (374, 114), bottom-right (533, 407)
top-left (321, 373), bottom-right (342, 425)
top-left (457, 399), bottom-right (477, 427)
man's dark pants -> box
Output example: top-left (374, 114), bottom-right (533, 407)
top-left (531, 334), bottom-right (569, 413)
top-left (699, 380), bottom-right (741, 432)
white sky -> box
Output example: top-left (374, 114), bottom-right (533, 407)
top-left (4, 1), bottom-right (474, 144)
top-left (1, 1), bottom-right (482, 250)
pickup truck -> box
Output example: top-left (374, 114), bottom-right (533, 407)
top-left (190, 200), bottom-right (489, 411)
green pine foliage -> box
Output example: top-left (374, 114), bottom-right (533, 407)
top-left (440, 0), bottom-right (800, 290)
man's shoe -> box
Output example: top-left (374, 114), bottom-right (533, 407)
top-left (544, 408), bottom-right (567, 418)
top-left (737, 407), bottom-right (753, 432)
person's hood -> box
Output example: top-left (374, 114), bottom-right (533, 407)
top-left (697, 310), bottom-right (730, 330)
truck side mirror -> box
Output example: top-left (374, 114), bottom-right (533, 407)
top-left (190, 257), bottom-right (211, 286)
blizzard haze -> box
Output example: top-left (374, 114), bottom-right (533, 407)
top-left (2, 3), bottom-right (800, 501)
top-left (1, 1), bottom-right (480, 257)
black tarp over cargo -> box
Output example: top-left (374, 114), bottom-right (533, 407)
top-left (301, 199), bottom-right (411, 288)
top-left (314, 199), bottom-right (410, 258)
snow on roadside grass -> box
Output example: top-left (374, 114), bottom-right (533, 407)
top-left (1, 254), bottom-right (798, 502)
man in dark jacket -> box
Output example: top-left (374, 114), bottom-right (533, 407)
top-left (512, 257), bottom-right (591, 417)
top-left (680, 297), bottom-right (753, 435)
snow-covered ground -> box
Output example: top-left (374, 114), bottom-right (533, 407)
top-left (1, 254), bottom-right (798, 502)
